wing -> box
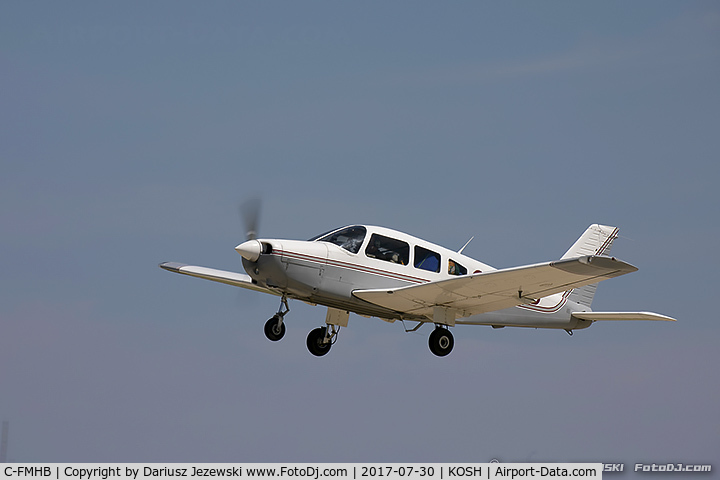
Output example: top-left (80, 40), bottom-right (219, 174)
top-left (353, 255), bottom-right (637, 319)
top-left (159, 262), bottom-right (276, 295)
top-left (572, 311), bottom-right (676, 321)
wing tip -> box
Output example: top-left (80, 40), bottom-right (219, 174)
top-left (639, 311), bottom-right (677, 322)
top-left (159, 262), bottom-right (188, 273)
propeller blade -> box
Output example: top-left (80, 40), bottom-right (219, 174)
top-left (240, 197), bottom-right (262, 241)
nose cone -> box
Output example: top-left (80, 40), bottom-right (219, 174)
top-left (235, 239), bottom-right (262, 262)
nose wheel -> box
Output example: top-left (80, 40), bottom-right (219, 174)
top-left (264, 315), bottom-right (286, 341)
top-left (263, 296), bottom-right (289, 342)
top-left (429, 326), bottom-right (454, 357)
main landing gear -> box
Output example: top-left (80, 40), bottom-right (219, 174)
top-left (428, 325), bottom-right (454, 357)
top-left (306, 308), bottom-right (345, 357)
top-left (306, 325), bottom-right (339, 357)
top-left (263, 301), bottom-right (455, 357)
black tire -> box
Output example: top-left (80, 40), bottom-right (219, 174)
top-left (429, 327), bottom-right (454, 357)
top-left (306, 327), bottom-right (331, 357)
top-left (264, 316), bottom-right (286, 341)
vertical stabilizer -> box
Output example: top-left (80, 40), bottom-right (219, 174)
top-left (562, 224), bottom-right (619, 307)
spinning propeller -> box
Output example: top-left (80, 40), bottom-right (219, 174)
top-left (236, 197), bottom-right (264, 262)
top-left (240, 197), bottom-right (261, 241)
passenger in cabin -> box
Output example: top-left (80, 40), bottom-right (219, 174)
top-left (448, 259), bottom-right (468, 275)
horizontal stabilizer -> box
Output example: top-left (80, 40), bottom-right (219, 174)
top-left (159, 262), bottom-right (274, 294)
top-left (572, 311), bottom-right (676, 322)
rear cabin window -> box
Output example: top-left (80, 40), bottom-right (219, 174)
top-left (365, 234), bottom-right (409, 265)
top-left (414, 246), bottom-right (440, 273)
top-left (315, 226), bottom-right (366, 254)
top-left (448, 259), bottom-right (467, 276)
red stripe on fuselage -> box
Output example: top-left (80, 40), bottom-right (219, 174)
top-left (276, 249), bottom-right (428, 285)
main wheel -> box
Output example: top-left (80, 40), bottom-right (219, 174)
top-left (429, 327), bottom-right (454, 357)
top-left (264, 316), bottom-right (286, 341)
top-left (306, 327), bottom-right (332, 357)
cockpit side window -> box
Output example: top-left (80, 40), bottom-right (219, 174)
top-left (448, 259), bottom-right (467, 276)
top-left (414, 246), bottom-right (440, 273)
top-left (365, 234), bottom-right (409, 265)
top-left (315, 226), bottom-right (366, 254)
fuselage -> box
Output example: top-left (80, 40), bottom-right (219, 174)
top-left (239, 225), bottom-right (592, 331)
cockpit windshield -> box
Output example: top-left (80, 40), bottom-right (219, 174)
top-left (312, 226), bottom-right (367, 254)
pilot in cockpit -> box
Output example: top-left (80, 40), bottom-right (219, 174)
top-left (365, 241), bottom-right (379, 258)
top-left (339, 227), bottom-right (364, 254)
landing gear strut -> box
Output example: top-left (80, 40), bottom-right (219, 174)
top-left (305, 308), bottom-right (348, 357)
top-left (306, 325), bottom-right (338, 357)
top-left (263, 296), bottom-right (289, 342)
top-left (428, 325), bottom-right (454, 357)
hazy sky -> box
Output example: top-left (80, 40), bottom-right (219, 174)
top-left (2, 1), bottom-right (719, 474)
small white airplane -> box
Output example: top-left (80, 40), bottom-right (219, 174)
top-left (160, 216), bottom-right (675, 357)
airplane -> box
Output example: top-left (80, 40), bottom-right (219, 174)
top-left (160, 217), bottom-right (675, 357)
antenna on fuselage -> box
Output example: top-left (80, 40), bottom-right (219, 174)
top-left (458, 236), bottom-right (474, 254)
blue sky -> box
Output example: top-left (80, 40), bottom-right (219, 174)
top-left (1, 1), bottom-right (719, 472)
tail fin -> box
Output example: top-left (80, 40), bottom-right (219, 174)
top-left (562, 224), bottom-right (619, 307)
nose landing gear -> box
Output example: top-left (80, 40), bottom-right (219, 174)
top-left (264, 316), bottom-right (286, 341)
top-left (263, 296), bottom-right (289, 342)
